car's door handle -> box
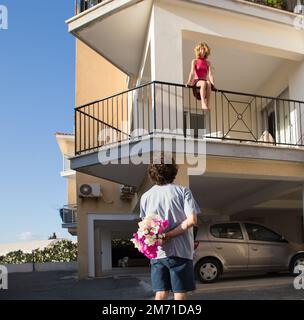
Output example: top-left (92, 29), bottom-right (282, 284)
top-left (251, 247), bottom-right (258, 251)
top-left (216, 247), bottom-right (223, 250)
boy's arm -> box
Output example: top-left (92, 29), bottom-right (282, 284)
top-left (162, 187), bottom-right (200, 243)
top-left (164, 214), bottom-right (197, 241)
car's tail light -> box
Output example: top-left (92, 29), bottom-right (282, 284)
top-left (194, 241), bottom-right (200, 250)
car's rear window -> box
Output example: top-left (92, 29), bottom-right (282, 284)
top-left (210, 223), bottom-right (244, 240)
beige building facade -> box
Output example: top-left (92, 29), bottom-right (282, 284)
top-left (56, 0), bottom-right (304, 279)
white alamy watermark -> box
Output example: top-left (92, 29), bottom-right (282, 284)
top-left (293, 0), bottom-right (304, 30)
top-left (97, 126), bottom-right (207, 176)
top-left (0, 265), bottom-right (8, 290)
top-left (0, 5), bottom-right (8, 30)
top-left (293, 265), bottom-right (304, 290)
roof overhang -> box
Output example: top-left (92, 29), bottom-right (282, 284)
top-left (66, 0), bottom-right (153, 77)
top-left (55, 133), bottom-right (75, 156)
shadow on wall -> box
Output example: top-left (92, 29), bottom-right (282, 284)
top-left (231, 209), bottom-right (304, 243)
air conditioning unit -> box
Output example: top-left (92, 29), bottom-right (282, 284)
top-left (120, 185), bottom-right (137, 201)
top-left (79, 183), bottom-right (102, 198)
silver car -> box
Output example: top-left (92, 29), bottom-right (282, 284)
top-left (193, 221), bottom-right (304, 283)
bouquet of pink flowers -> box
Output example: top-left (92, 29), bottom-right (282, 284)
top-left (131, 213), bottom-right (169, 259)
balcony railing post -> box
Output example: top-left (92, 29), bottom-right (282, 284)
top-left (60, 205), bottom-right (77, 225)
top-left (300, 102), bottom-right (303, 145)
top-left (74, 109), bottom-right (77, 155)
top-left (77, 0), bottom-right (103, 13)
top-left (152, 82), bottom-right (156, 133)
top-left (75, 0), bottom-right (78, 15)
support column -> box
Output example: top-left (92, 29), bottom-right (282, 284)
top-left (288, 60), bottom-right (304, 145)
top-left (150, 4), bottom-right (184, 134)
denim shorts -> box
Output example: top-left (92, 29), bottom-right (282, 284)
top-left (150, 256), bottom-right (196, 293)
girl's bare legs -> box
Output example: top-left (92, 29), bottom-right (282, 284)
top-left (197, 80), bottom-right (208, 110)
top-left (205, 81), bottom-right (212, 110)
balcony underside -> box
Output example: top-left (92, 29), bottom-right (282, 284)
top-left (190, 175), bottom-right (302, 216)
top-left (71, 135), bottom-right (304, 215)
top-left (71, 134), bottom-right (304, 187)
top-left (66, 227), bottom-right (77, 236)
top-left (68, 0), bottom-right (152, 76)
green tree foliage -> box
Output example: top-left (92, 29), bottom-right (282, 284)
top-left (0, 240), bottom-right (78, 264)
top-left (246, 0), bottom-right (286, 10)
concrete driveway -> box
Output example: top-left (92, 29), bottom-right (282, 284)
top-left (136, 270), bottom-right (303, 300)
top-left (0, 268), bottom-right (302, 300)
top-left (0, 269), bottom-right (153, 300)
top-left (188, 273), bottom-right (304, 300)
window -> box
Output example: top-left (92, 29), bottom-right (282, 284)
top-left (245, 223), bottom-right (287, 243)
top-left (210, 223), bottom-right (243, 240)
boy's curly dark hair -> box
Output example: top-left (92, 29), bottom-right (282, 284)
top-left (148, 154), bottom-right (178, 185)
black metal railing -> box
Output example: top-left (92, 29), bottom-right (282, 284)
top-left (60, 205), bottom-right (77, 225)
top-left (244, 0), bottom-right (301, 13)
top-left (74, 0), bottom-right (302, 15)
top-left (75, 0), bottom-right (103, 14)
top-left (74, 81), bottom-right (304, 155)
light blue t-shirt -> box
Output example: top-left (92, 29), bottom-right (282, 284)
top-left (139, 183), bottom-right (201, 260)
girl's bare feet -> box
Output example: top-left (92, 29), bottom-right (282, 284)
top-left (201, 103), bottom-right (209, 110)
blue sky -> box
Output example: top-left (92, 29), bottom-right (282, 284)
top-left (0, 1), bottom-right (76, 243)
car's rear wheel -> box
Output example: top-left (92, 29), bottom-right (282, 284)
top-left (195, 258), bottom-right (222, 283)
top-left (290, 254), bottom-right (304, 276)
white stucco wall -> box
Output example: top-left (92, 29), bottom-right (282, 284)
top-left (101, 229), bottom-right (112, 271)
top-left (232, 209), bottom-right (303, 243)
top-left (4, 262), bottom-right (78, 274)
top-left (143, 0), bottom-right (304, 142)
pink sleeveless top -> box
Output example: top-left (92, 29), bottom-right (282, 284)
top-left (194, 57), bottom-right (209, 80)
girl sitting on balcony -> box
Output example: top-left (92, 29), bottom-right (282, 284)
top-left (186, 42), bottom-right (216, 110)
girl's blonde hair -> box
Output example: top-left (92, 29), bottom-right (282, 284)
top-left (194, 42), bottom-right (211, 59)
